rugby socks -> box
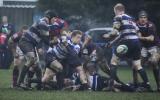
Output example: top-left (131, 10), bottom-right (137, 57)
top-left (27, 70), bottom-right (34, 88)
top-left (35, 67), bottom-right (42, 80)
top-left (12, 66), bottom-right (19, 87)
top-left (56, 72), bottom-right (64, 90)
top-left (153, 68), bottom-right (160, 89)
top-left (137, 68), bottom-right (149, 84)
top-left (27, 70), bottom-right (34, 79)
top-left (110, 65), bottom-right (117, 81)
top-left (35, 67), bottom-right (42, 90)
top-left (109, 65), bottom-right (118, 87)
top-left (17, 65), bottom-right (29, 85)
top-left (132, 68), bottom-right (138, 87)
top-left (107, 66), bottom-right (124, 85)
top-left (115, 72), bottom-right (125, 85)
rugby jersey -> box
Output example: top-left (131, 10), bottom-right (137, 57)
top-left (136, 21), bottom-right (159, 48)
top-left (113, 14), bottom-right (139, 40)
top-left (49, 18), bottom-right (68, 37)
top-left (24, 18), bottom-right (49, 45)
top-left (47, 40), bottom-right (79, 60)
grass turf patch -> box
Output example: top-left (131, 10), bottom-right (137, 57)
top-left (0, 68), bottom-right (159, 100)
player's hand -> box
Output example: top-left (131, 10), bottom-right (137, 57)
top-left (103, 34), bottom-right (110, 39)
top-left (61, 35), bottom-right (68, 46)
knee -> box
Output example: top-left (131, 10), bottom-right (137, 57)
top-left (50, 62), bottom-right (63, 73)
top-left (132, 60), bottom-right (142, 70)
top-left (42, 74), bottom-right (52, 83)
top-left (111, 58), bottom-right (119, 66)
top-left (25, 52), bottom-right (35, 66)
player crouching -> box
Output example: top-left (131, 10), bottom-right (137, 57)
top-left (42, 32), bottom-right (88, 90)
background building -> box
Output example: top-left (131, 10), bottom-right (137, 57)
top-left (0, 0), bottom-right (38, 31)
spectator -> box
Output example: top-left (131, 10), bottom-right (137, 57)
top-left (0, 16), bottom-right (15, 39)
top-left (0, 16), bottom-right (15, 69)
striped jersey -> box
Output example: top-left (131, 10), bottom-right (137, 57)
top-left (47, 40), bottom-right (80, 60)
top-left (113, 14), bottom-right (139, 40)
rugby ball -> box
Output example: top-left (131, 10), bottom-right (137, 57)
top-left (116, 45), bottom-right (128, 54)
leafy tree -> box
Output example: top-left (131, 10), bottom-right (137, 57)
top-left (37, 0), bottom-right (160, 33)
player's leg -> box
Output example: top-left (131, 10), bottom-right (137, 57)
top-left (109, 53), bottom-right (120, 90)
top-left (17, 39), bottom-right (36, 87)
top-left (17, 52), bottom-right (35, 86)
top-left (42, 60), bottom-right (63, 84)
top-left (131, 47), bottom-right (148, 87)
top-left (148, 47), bottom-right (160, 91)
top-left (12, 58), bottom-right (20, 87)
top-left (67, 54), bottom-right (88, 90)
top-left (126, 59), bottom-right (139, 87)
top-left (12, 46), bottom-right (25, 87)
top-left (131, 40), bottom-right (152, 91)
top-left (132, 59), bottom-right (151, 90)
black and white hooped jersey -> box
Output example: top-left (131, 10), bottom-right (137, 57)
top-left (67, 39), bottom-right (81, 54)
top-left (113, 14), bottom-right (139, 40)
top-left (47, 39), bottom-right (80, 60)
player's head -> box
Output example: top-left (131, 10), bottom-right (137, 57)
top-left (20, 25), bottom-right (29, 33)
top-left (71, 30), bottom-right (83, 44)
top-left (114, 3), bottom-right (125, 16)
top-left (138, 10), bottom-right (148, 25)
top-left (44, 10), bottom-right (58, 21)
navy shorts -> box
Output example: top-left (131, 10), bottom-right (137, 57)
top-left (45, 51), bottom-right (58, 68)
top-left (114, 39), bottom-right (141, 60)
top-left (65, 53), bottom-right (82, 68)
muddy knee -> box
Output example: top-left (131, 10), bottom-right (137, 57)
top-left (50, 60), bottom-right (63, 73)
top-left (25, 52), bottom-right (36, 66)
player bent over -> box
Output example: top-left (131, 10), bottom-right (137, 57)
top-left (17, 13), bottom-right (52, 89)
top-left (42, 34), bottom-right (88, 90)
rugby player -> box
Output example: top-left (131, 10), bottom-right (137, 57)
top-left (104, 3), bottom-right (151, 91)
top-left (137, 11), bottom-right (160, 91)
top-left (17, 11), bottom-right (52, 88)
top-left (8, 25), bottom-right (29, 88)
top-left (42, 31), bottom-right (88, 90)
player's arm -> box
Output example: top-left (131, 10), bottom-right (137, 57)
top-left (60, 21), bottom-right (70, 36)
top-left (139, 34), bottom-right (154, 41)
top-left (8, 33), bottom-right (19, 44)
top-left (82, 34), bottom-right (92, 49)
top-left (139, 23), bottom-right (155, 42)
top-left (103, 16), bottom-right (121, 39)
top-left (103, 29), bottom-right (119, 39)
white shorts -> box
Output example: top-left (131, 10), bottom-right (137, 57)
top-left (141, 46), bottom-right (160, 62)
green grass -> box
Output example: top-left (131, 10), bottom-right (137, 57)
top-left (0, 68), bottom-right (160, 100)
